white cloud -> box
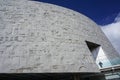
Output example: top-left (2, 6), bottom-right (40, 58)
top-left (115, 12), bottom-right (120, 22)
top-left (101, 12), bottom-right (120, 55)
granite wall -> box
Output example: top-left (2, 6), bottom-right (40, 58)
top-left (0, 0), bottom-right (119, 73)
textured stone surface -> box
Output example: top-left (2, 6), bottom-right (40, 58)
top-left (0, 0), bottom-right (119, 73)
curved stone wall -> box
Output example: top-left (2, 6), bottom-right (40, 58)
top-left (0, 0), bottom-right (119, 73)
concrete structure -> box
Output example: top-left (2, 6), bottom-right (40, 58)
top-left (0, 0), bottom-right (120, 79)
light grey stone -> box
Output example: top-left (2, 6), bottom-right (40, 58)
top-left (0, 0), bottom-right (119, 73)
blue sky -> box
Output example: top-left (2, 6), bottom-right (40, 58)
top-left (33, 0), bottom-right (120, 54)
top-left (34, 0), bottom-right (120, 25)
